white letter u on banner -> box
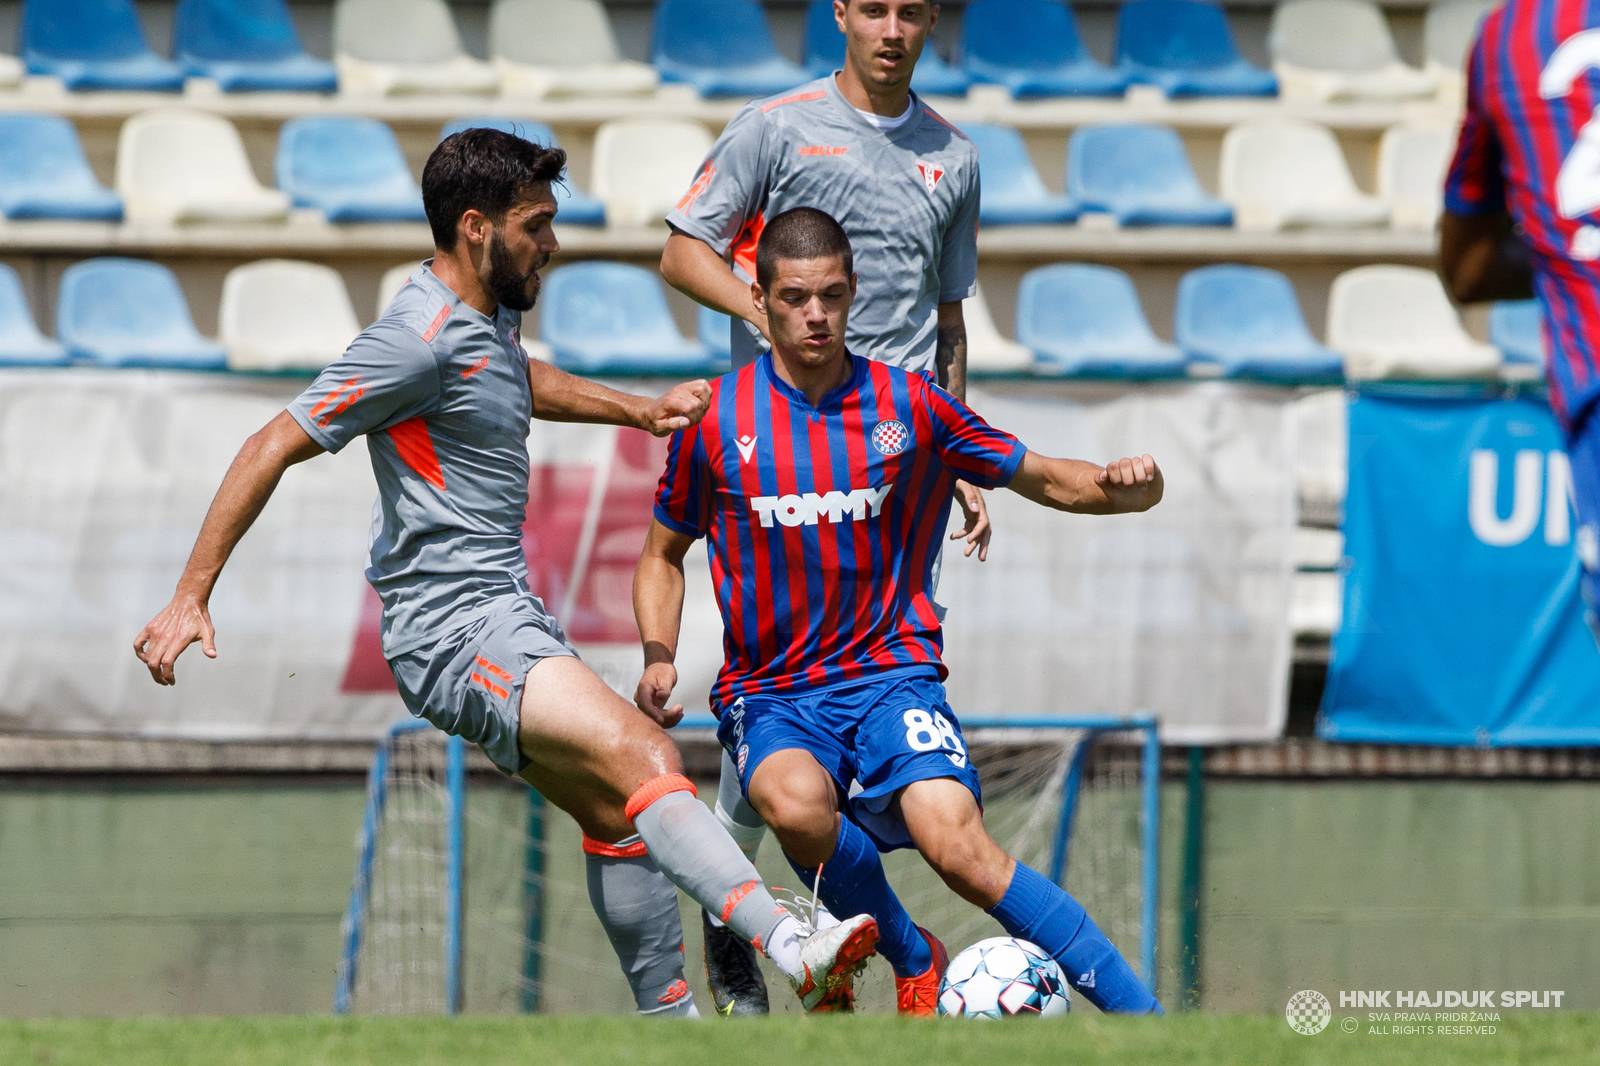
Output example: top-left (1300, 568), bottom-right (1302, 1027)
top-left (1469, 450), bottom-right (1545, 546)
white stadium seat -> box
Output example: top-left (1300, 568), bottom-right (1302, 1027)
top-left (115, 109), bottom-right (290, 225)
top-left (490, 0), bottom-right (659, 97)
top-left (1290, 571), bottom-right (1342, 638)
top-left (1377, 124), bottom-right (1454, 230)
top-left (1425, 0), bottom-right (1496, 101)
top-left (220, 260), bottom-right (360, 371)
top-left (1295, 389), bottom-right (1348, 527)
top-left (1270, 0), bottom-right (1438, 102)
top-left (964, 282), bottom-right (1033, 373)
top-left (333, 0), bottom-right (500, 96)
top-left (1220, 119), bottom-right (1389, 231)
top-left (591, 118), bottom-right (714, 227)
top-left (1327, 265), bottom-right (1501, 380)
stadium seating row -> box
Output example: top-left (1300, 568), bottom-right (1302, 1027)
top-left (0, 111), bottom-right (615, 226)
top-left (973, 119), bottom-right (1451, 231)
top-left (0, 256), bottom-right (1544, 383)
top-left (0, 109), bottom-right (1449, 234)
top-left (0, 0), bottom-right (1490, 102)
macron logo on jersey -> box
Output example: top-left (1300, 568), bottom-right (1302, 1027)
top-left (751, 484), bottom-right (893, 528)
top-left (736, 434), bottom-right (759, 463)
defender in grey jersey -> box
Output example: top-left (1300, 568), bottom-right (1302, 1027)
top-left (135, 127), bottom-right (884, 1019)
top-left (665, 73), bottom-right (979, 378)
top-left (660, 0), bottom-right (993, 1017)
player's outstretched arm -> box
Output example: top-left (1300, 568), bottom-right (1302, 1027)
top-left (133, 412), bottom-right (325, 686)
top-left (632, 519), bottom-right (698, 727)
top-left (526, 358), bottom-right (711, 437)
top-left (1006, 451), bottom-right (1163, 515)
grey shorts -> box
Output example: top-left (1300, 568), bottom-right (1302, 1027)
top-left (388, 595), bottom-right (578, 776)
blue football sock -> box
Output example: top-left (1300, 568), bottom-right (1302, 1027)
top-left (786, 818), bottom-right (932, 979)
top-left (986, 862), bottom-right (1164, 1014)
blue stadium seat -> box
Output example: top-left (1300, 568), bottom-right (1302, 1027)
top-left (653, 0), bottom-right (810, 97)
top-left (1114, 0), bottom-right (1277, 97)
top-left (1016, 264), bottom-right (1186, 378)
top-left (276, 117), bottom-right (427, 223)
top-left (542, 263), bottom-right (716, 373)
top-left (0, 114), bottom-right (123, 221)
top-left (0, 264), bottom-right (68, 366)
top-left (698, 305), bottom-right (734, 363)
top-left (1176, 265), bottom-right (1343, 381)
top-left (174, 0), bottom-right (339, 92)
top-left (803, 0), bottom-right (970, 95)
top-left (963, 124), bottom-right (1078, 226)
top-left (1068, 124), bottom-right (1233, 226)
top-left (960, 0), bottom-right (1128, 98)
top-left (439, 118), bottom-right (605, 226)
top-left (57, 259), bottom-right (226, 369)
top-left (1489, 299), bottom-right (1547, 368)
top-left (21, 0), bottom-right (186, 91)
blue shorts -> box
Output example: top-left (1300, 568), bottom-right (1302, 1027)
top-left (715, 670), bottom-right (982, 852)
top-left (1570, 409), bottom-right (1600, 641)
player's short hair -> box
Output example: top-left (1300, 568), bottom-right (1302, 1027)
top-left (756, 207), bottom-right (854, 289)
top-left (422, 127), bottom-right (567, 251)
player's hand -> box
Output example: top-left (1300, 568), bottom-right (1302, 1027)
top-left (1096, 454), bottom-right (1163, 513)
top-left (642, 380), bottom-right (713, 436)
top-left (635, 661), bottom-right (685, 728)
top-left (951, 479), bottom-right (992, 561)
top-left (133, 593), bottom-right (216, 686)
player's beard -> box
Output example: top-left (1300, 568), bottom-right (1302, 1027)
top-left (485, 230), bottom-right (543, 313)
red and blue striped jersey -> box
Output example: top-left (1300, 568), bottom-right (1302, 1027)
top-left (654, 352), bottom-right (1025, 710)
top-left (1445, 0), bottom-right (1600, 432)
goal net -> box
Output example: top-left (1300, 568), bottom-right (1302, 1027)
top-left (335, 716), bottom-right (1159, 1016)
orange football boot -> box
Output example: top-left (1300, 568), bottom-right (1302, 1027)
top-left (895, 927), bottom-right (949, 1016)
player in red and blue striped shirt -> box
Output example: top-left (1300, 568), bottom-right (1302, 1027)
top-left (1442, 0), bottom-right (1600, 642)
top-left (634, 208), bottom-right (1165, 1015)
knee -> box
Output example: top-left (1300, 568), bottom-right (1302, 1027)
top-left (751, 776), bottom-right (834, 843)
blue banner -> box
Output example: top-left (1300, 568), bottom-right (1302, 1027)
top-left (1320, 391), bottom-right (1600, 746)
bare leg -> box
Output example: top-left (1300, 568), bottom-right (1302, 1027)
top-left (747, 747), bottom-right (841, 868)
top-left (513, 657), bottom-right (800, 980)
top-left (894, 778), bottom-right (1015, 907)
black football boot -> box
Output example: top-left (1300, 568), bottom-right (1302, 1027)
top-left (702, 908), bottom-right (770, 1016)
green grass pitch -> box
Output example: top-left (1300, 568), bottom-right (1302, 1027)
top-left (3, 1014), bottom-right (1594, 1066)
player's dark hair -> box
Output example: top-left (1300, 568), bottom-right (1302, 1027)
top-left (422, 127), bottom-right (567, 251)
top-left (756, 207), bottom-right (854, 289)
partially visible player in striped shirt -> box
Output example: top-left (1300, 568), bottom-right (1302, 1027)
top-left (635, 208), bottom-right (1166, 1016)
top-left (1442, 0), bottom-right (1600, 644)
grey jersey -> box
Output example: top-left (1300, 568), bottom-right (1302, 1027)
top-left (666, 74), bottom-right (981, 375)
top-left (288, 263), bottom-right (541, 658)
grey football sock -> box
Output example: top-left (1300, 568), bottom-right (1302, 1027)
top-left (714, 748), bottom-right (767, 859)
top-left (629, 782), bottom-right (791, 960)
top-left (584, 839), bottom-right (697, 1017)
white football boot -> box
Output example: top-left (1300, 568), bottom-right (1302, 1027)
top-left (787, 913), bottom-right (879, 1013)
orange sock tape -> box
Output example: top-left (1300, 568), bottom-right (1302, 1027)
top-left (581, 834), bottom-right (649, 859)
top-left (624, 773), bottom-right (697, 823)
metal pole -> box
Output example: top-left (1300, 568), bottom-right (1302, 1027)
top-left (520, 786), bottom-right (547, 1013)
top-left (1139, 724), bottom-right (1161, 994)
top-left (1178, 746), bottom-right (1205, 1010)
top-left (444, 734), bottom-right (466, 1015)
top-left (334, 736), bottom-right (392, 1014)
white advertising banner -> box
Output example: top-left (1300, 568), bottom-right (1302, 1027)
top-left (0, 371), bottom-right (1294, 745)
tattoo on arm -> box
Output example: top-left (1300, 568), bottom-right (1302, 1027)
top-left (936, 320), bottom-right (968, 401)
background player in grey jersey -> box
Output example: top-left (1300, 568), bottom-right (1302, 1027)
top-left (133, 128), bottom-right (882, 1018)
top-left (659, 0), bottom-right (993, 1015)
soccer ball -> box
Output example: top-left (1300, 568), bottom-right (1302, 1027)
top-left (937, 937), bottom-right (1070, 1019)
